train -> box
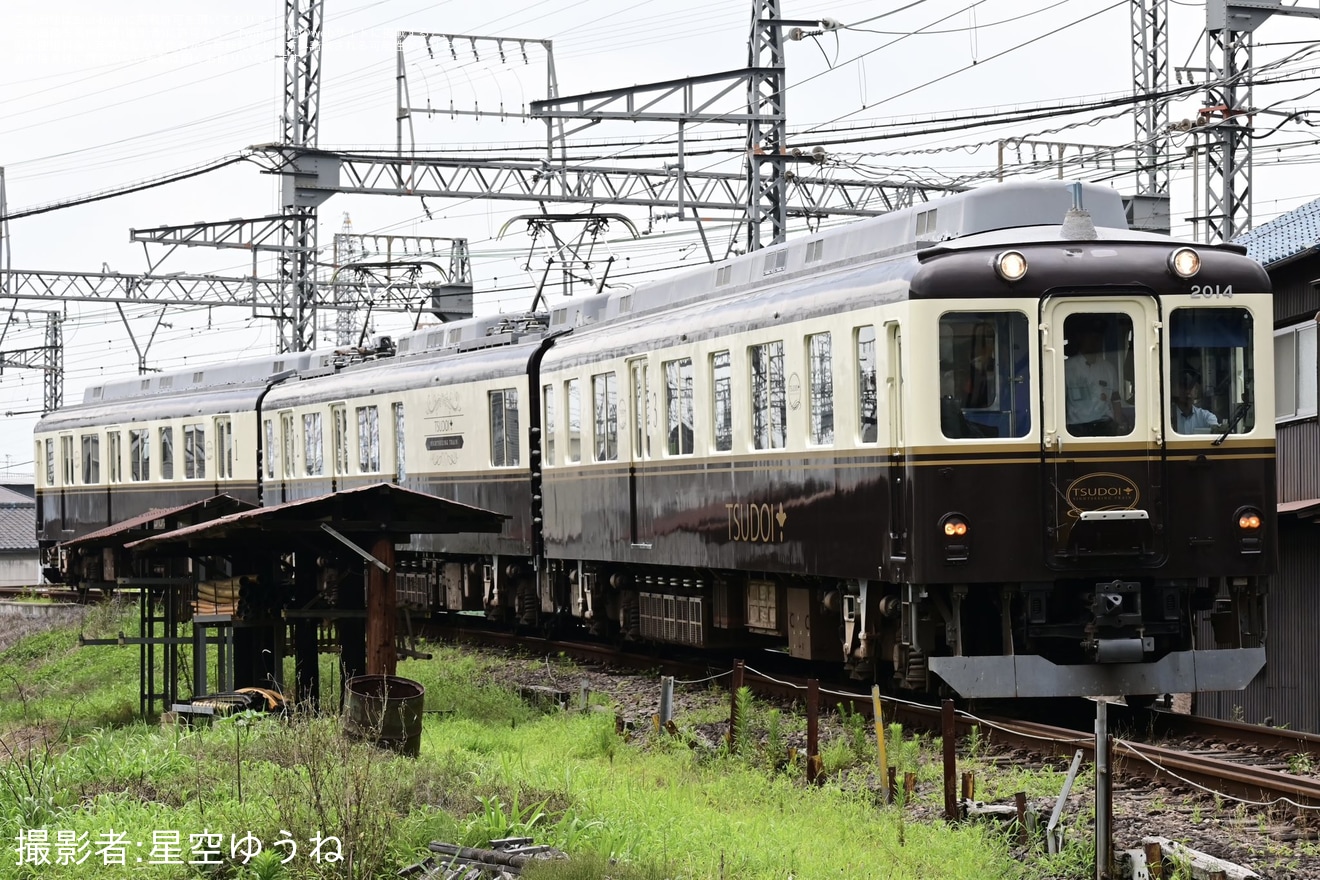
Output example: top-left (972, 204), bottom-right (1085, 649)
top-left (34, 180), bottom-right (1275, 699)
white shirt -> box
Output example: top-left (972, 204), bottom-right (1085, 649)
top-left (1065, 353), bottom-right (1120, 425)
top-left (1173, 404), bottom-right (1219, 434)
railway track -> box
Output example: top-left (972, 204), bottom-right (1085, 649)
top-left (428, 620), bottom-right (1320, 809)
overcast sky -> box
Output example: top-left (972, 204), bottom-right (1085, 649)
top-left (1, 0), bottom-right (1318, 476)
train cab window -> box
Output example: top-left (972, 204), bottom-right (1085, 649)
top-left (592, 373), bottom-right (619, 461)
top-left (81, 435), bottom-right (99, 484)
top-left (331, 406), bottom-right (349, 476)
top-left (108, 432), bottom-right (122, 484)
top-left (664, 358), bottom-right (694, 455)
top-left (807, 333), bottom-right (834, 445)
top-left (1171, 307), bottom-right (1255, 436)
top-left (303, 413), bottom-right (324, 476)
top-left (566, 379), bottom-right (582, 463)
top-left (938, 312), bottom-right (1031, 439)
top-left (214, 418), bottom-right (233, 480)
top-left (1063, 313), bottom-right (1134, 438)
top-left (750, 341), bottom-right (786, 449)
top-left (183, 424), bottom-right (205, 479)
top-left (393, 403), bottom-right (406, 481)
top-left (856, 327), bottom-right (878, 443)
top-left (60, 436), bottom-right (74, 486)
top-left (44, 439), bottom-right (54, 486)
top-left (542, 385), bottom-right (557, 466)
top-left (489, 388), bottom-right (520, 467)
top-left (159, 427), bottom-right (175, 480)
top-left (129, 429), bottom-right (150, 482)
top-left (357, 405), bottom-right (380, 472)
top-left (711, 350), bottom-right (733, 452)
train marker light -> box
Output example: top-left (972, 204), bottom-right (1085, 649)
top-left (1237, 511), bottom-right (1262, 530)
top-left (1168, 247), bottom-right (1201, 279)
top-left (994, 250), bottom-right (1028, 282)
top-left (941, 516), bottom-right (969, 537)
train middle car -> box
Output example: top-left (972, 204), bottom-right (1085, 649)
top-left (34, 180), bottom-right (1275, 699)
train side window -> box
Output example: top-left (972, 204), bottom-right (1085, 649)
top-left (263, 419), bottom-right (275, 479)
top-left (183, 423), bottom-right (206, 479)
top-left (159, 428), bottom-right (174, 480)
top-left (750, 341), bottom-right (786, 449)
top-left (938, 312), bottom-right (1031, 439)
top-left (856, 327), bottom-right (878, 443)
top-left (489, 388), bottom-right (520, 467)
top-left (630, 360), bottom-right (651, 460)
top-left (107, 432), bottom-right (121, 484)
top-left (664, 357), bottom-right (694, 455)
top-left (60, 436), bottom-right (74, 486)
top-left (129, 429), bottom-right (150, 482)
top-left (542, 384), bottom-right (557, 466)
top-left (330, 405), bottom-right (349, 476)
top-left (214, 418), bottom-right (233, 480)
top-left (566, 379), bottom-right (582, 463)
top-left (1171, 307), bottom-right (1255, 434)
top-left (357, 405), bottom-right (380, 472)
top-left (592, 373), bottom-right (619, 461)
top-left (81, 434), bottom-right (99, 484)
top-left (281, 413), bottom-right (296, 479)
top-left (807, 332), bottom-right (834, 445)
top-left (44, 438), bottom-right (54, 486)
top-left (711, 350), bottom-right (733, 452)
top-left (393, 403), bottom-right (406, 481)
top-left (303, 413), bottom-right (324, 476)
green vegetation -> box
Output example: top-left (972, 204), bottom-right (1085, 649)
top-left (0, 604), bottom-right (1093, 879)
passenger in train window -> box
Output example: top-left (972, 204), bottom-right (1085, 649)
top-left (962, 322), bottom-right (996, 408)
top-left (1171, 372), bottom-right (1220, 434)
top-left (1064, 317), bottom-right (1127, 436)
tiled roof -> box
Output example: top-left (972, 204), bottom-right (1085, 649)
top-left (0, 506), bottom-right (36, 552)
top-left (1234, 196), bottom-right (1320, 267)
top-left (0, 486), bottom-right (34, 508)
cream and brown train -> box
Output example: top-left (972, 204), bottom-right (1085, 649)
top-left (35, 181), bottom-right (1275, 699)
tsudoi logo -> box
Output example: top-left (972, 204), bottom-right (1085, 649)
top-left (1066, 472), bottom-right (1140, 513)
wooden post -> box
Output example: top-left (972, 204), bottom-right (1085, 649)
top-left (903, 771), bottom-right (917, 806)
top-left (728, 659), bottom-right (744, 752)
top-left (942, 699), bottom-right (958, 821)
top-left (872, 685), bottom-right (889, 803)
top-left (366, 535), bottom-right (398, 676)
top-left (1015, 791), bottom-right (1029, 846)
top-left (806, 678), bottom-right (822, 783)
top-left (961, 771), bottom-right (975, 802)
top-left (1144, 841), bottom-right (1165, 879)
top-left (293, 551), bottom-right (320, 710)
top-left (887, 766), bottom-right (898, 804)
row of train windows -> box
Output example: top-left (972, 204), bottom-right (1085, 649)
top-left (538, 329), bottom-right (879, 465)
top-left (48, 421), bottom-right (235, 486)
top-left (263, 404), bottom-right (407, 480)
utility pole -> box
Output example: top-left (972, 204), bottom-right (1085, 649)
top-left (745, 0), bottom-right (789, 252)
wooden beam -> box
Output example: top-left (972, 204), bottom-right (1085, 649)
top-left (366, 535), bottom-right (398, 676)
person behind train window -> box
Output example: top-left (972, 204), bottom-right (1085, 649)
top-left (1171, 372), bottom-right (1220, 434)
top-left (963, 322), bottom-right (996, 408)
top-left (1065, 317), bottom-right (1127, 436)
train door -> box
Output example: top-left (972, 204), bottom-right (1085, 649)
top-left (628, 358), bottom-right (653, 547)
top-left (58, 434), bottom-right (74, 530)
top-left (279, 411), bottom-right (295, 504)
top-left (1039, 296), bottom-right (1166, 565)
top-left (885, 321), bottom-right (909, 564)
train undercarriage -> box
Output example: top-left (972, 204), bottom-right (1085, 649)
top-left (390, 551), bottom-right (1269, 699)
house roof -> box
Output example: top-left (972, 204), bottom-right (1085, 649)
top-left (0, 506), bottom-right (36, 552)
top-left (0, 486), bottom-right (35, 508)
top-left (1234, 196), bottom-right (1320, 268)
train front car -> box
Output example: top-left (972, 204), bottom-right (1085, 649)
top-left (907, 182), bottom-right (1273, 699)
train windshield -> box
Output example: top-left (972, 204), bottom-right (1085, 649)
top-left (1168, 307), bottom-right (1255, 436)
top-left (938, 311), bottom-right (1031, 439)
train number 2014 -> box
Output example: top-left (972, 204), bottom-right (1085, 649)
top-left (1190, 284), bottom-right (1233, 298)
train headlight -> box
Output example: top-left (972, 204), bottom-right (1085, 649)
top-left (1237, 509), bottom-right (1262, 531)
top-left (994, 250), bottom-right (1028, 282)
top-left (1168, 247), bottom-right (1201, 279)
top-left (1235, 506), bottom-right (1263, 556)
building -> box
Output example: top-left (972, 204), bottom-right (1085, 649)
top-left (0, 485), bottom-right (38, 588)
top-left (1195, 199), bottom-right (1320, 728)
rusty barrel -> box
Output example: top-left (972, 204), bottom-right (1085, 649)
top-left (342, 675), bottom-right (425, 758)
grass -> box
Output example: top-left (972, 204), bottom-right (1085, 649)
top-left (0, 604), bottom-right (1094, 879)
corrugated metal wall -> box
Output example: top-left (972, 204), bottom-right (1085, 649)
top-left (1278, 421), bottom-right (1320, 503)
top-left (1271, 261), bottom-right (1320, 324)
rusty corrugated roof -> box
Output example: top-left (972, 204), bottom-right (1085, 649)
top-left (60, 494), bottom-right (257, 550)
